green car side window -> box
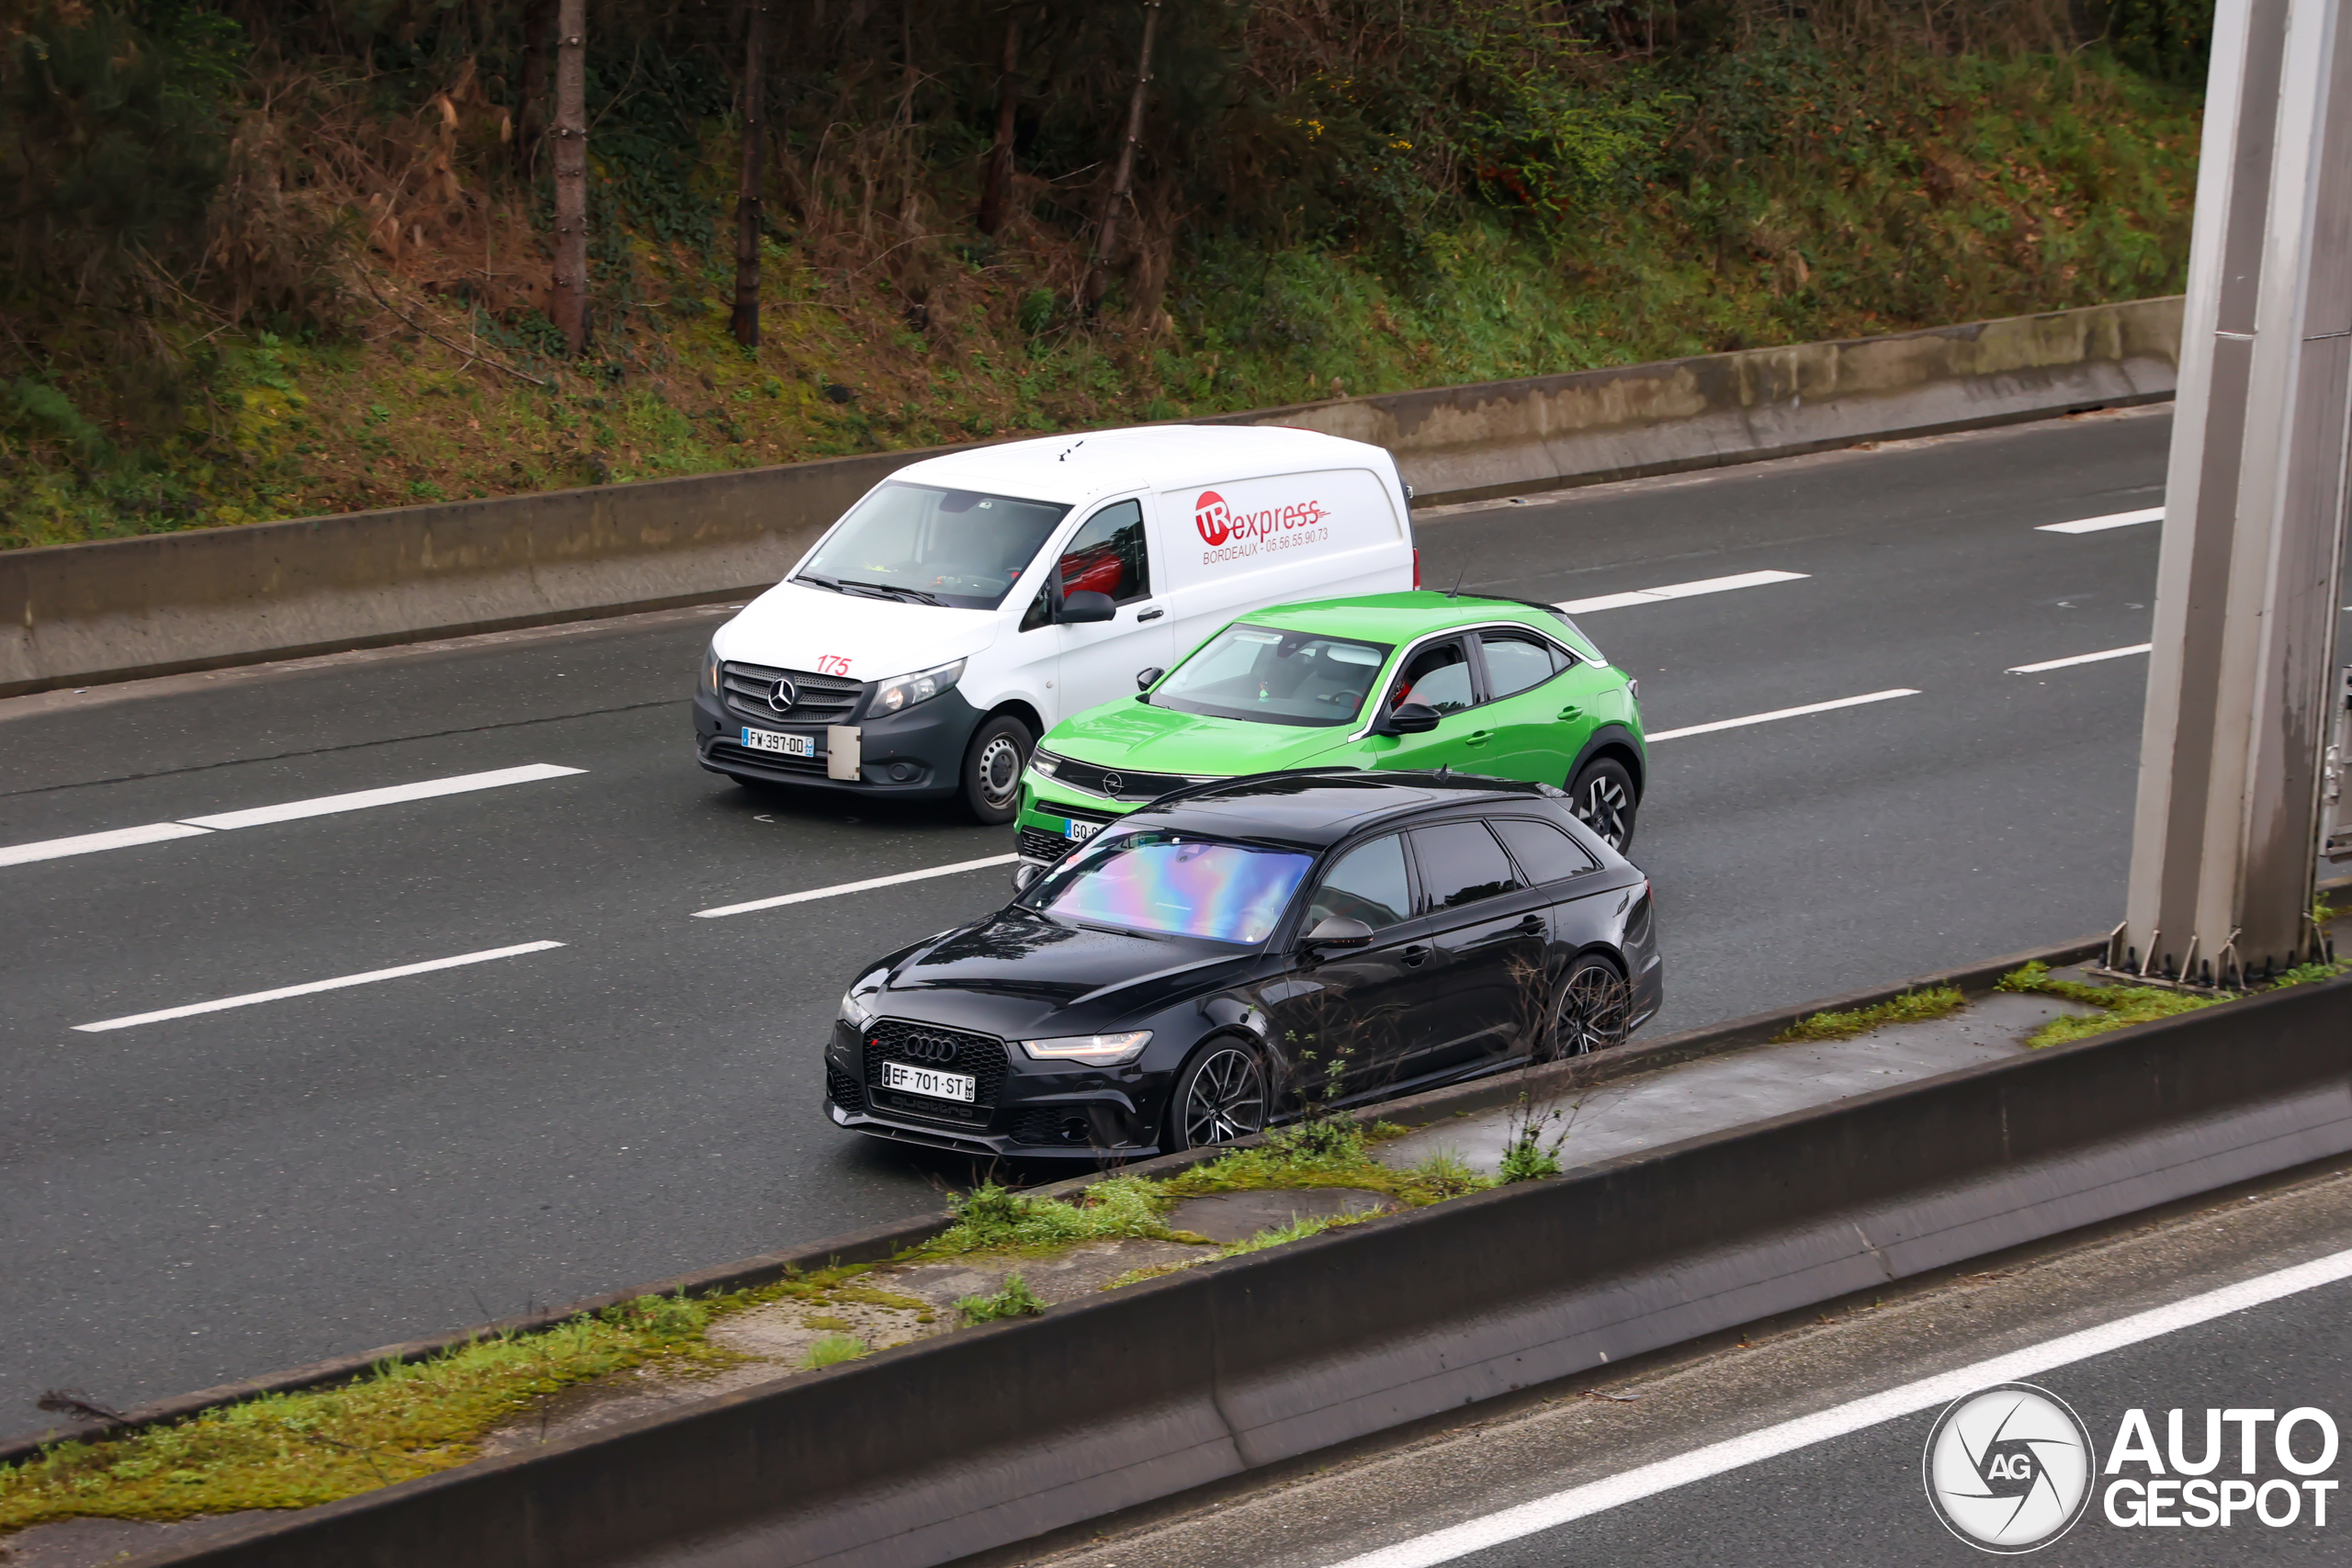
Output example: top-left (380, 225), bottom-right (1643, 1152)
top-left (1480, 631), bottom-right (1564, 699)
top-left (1389, 638), bottom-right (1475, 714)
top-left (1306, 835), bottom-right (1411, 931)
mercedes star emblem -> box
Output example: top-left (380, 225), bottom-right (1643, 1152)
top-left (768, 676), bottom-right (798, 714)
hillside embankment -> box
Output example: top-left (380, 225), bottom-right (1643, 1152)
top-left (0, 0), bottom-right (2207, 547)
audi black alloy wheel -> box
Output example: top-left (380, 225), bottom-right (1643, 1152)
top-left (1541, 955), bottom-right (1634, 1060)
top-left (1171, 1042), bottom-right (1268, 1148)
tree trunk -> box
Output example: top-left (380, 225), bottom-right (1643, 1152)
top-left (516, 0), bottom-right (555, 176)
top-left (975, 8), bottom-right (1021, 235)
top-left (550, 0), bottom-right (590, 355)
top-left (731, 0), bottom-right (768, 348)
top-left (1084, 1), bottom-right (1161, 313)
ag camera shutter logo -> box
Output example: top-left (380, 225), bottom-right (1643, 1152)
top-left (1923, 1383), bottom-right (2095, 1552)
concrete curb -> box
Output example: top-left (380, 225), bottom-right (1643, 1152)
top-left (95, 969), bottom-right (2352, 1568)
top-left (0, 298), bottom-right (2180, 698)
top-left (0, 932), bottom-right (2099, 1465)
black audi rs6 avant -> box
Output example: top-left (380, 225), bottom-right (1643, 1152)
top-left (823, 771), bottom-right (1663, 1159)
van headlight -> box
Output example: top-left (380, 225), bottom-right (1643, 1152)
top-left (865, 659), bottom-right (965, 718)
top-left (1019, 1031), bottom-right (1151, 1066)
top-left (699, 640), bottom-right (722, 698)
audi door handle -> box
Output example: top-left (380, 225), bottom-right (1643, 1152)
top-left (1136, 606), bottom-right (1166, 622)
top-left (1401, 944), bottom-right (1431, 966)
top-left (1518, 914), bottom-right (1545, 933)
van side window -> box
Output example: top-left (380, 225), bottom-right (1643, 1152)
top-left (1056, 500), bottom-right (1151, 604)
top-left (1020, 583), bottom-right (1052, 632)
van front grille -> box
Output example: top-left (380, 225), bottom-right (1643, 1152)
top-left (722, 661), bottom-right (865, 727)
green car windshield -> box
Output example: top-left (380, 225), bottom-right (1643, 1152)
top-left (1148, 624), bottom-right (1394, 728)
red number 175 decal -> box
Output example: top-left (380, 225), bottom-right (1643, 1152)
top-left (815, 654), bottom-right (852, 676)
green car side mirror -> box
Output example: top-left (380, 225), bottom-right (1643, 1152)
top-left (1373, 701), bottom-right (1442, 738)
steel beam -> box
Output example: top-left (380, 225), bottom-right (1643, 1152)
top-left (2120, 0), bottom-right (2352, 985)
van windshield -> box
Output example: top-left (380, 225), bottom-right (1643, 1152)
top-left (1148, 624), bottom-right (1395, 728)
top-left (796, 483), bottom-right (1070, 610)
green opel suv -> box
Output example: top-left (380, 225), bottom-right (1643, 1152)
top-left (1014, 592), bottom-right (1646, 877)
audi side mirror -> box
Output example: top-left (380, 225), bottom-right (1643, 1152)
top-left (1303, 916), bottom-right (1374, 951)
top-left (1012, 862), bottom-right (1045, 894)
top-left (1374, 701), bottom-right (1442, 738)
top-left (1135, 666), bottom-right (1165, 692)
top-left (1057, 590), bottom-right (1115, 625)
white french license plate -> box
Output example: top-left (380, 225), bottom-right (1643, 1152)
top-left (882, 1060), bottom-right (976, 1102)
top-left (1064, 818), bottom-right (1102, 842)
top-left (741, 727), bottom-right (816, 758)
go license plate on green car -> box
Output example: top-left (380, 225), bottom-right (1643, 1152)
top-left (1064, 818), bottom-right (1102, 842)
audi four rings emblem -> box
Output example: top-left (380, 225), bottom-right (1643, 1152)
top-left (768, 676), bottom-right (798, 714)
top-left (900, 1035), bottom-right (958, 1065)
top-left (1102, 771), bottom-right (1125, 794)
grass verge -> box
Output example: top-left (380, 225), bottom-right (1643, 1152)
top-left (0, 1271), bottom-right (905, 1535)
top-left (1771, 987), bottom-right (1965, 1043)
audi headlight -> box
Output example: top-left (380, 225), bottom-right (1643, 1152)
top-left (865, 659), bottom-right (965, 719)
top-left (1019, 1030), bottom-right (1151, 1066)
top-left (838, 988), bottom-right (878, 1031)
top-left (699, 639), bottom-right (722, 698)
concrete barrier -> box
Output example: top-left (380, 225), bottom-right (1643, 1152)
top-left (0, 298), bottom-right (2182, 699)
top-left (124, 970), bottom-right (2350, 1568)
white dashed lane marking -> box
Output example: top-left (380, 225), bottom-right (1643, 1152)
top-left (1, 763), bottom-right (586, 868)
top-left (1556, 570), bottom-right (1810, 615)
top-left (74, 941), bottom-right (567, 1032)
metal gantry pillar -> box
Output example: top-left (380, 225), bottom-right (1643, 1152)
top-left (2117, 0), bottom-right (2352, 986)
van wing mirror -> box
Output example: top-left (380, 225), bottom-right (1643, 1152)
top-left (1303, 916), bottom-right (1374, 951)
top-left (1057, 590), bottom-right (1116, 625)
top-left (1374, 701), bottom-right (1442, 737)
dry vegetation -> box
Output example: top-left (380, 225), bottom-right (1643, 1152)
top-left (0, 0), bottom-right (2210, 546)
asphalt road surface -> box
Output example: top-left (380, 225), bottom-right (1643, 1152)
top-left (1004, 1156), bottom-right (2352, 1568)
top-left (0, 402), bottom-right (2227, 1419)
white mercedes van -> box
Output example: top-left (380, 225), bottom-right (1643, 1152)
top-left (694, 424), bottom-right (1418, 820)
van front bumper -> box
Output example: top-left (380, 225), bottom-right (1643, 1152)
top-left (695, 688), bottom-right (980, 799)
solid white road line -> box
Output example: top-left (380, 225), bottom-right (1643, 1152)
top-left (2, 763), bottom-right (586, 868)
top-left (693, 853), bottom-right (1021, 919)
top-left (1645, 688), bottom-right (1919, 743)
top-left (0, 821), bottom-right (215, 868)
top-left (1323, 1245), bottom-right (2352, 1568)
top-left (2038, 506), bottom-right (2164, 534)
top-left (178, 762), bottom-right (587, 829)
top-left (1557, 570), bottom-right (1810, 615)
top-left (2007, 643), bottom-right (2153, 674)
top-left (73, 941), bottom-right (566, 1032)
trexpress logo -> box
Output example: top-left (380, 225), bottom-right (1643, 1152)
top-left (1924, 1384), bottom-right (2095, 1552)
top-left (1193, 489), bottom-right (1330, 553)
top-left (1194, 490), bottom-right (1235, 546)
